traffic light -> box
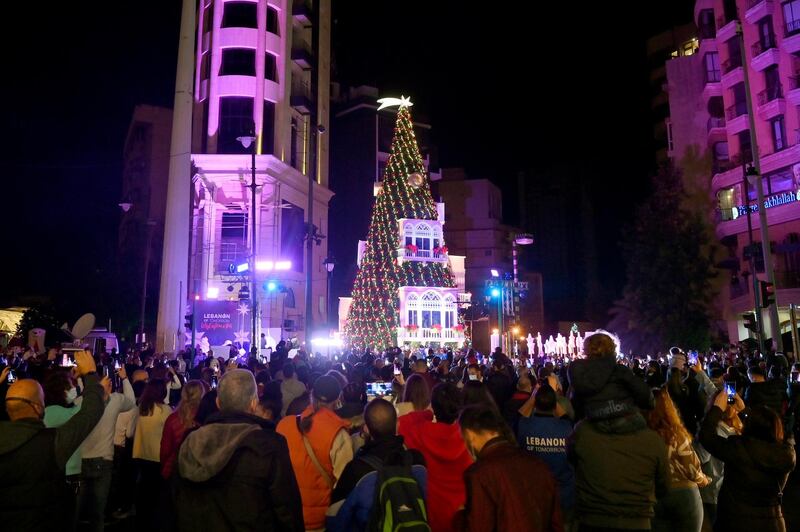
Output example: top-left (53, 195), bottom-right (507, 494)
top-left (262, 280), bottom-right (278, 292)
top-left (238, 285), bottom-right (250, 301)
top-left (184, 314), bottom-right (194, 331)
top-left (759, 281), bottom-right (775, 308)
top-left (742, 312), bottom-right (757, 332)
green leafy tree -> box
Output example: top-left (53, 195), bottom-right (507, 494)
top-left (609, 165), bottom-right (718, 353)
top-left (15, 306), bottom-right (64, 348)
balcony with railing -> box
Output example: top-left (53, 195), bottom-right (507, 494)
top-left (751, 36), bottom-right (777, 57)
top-left (708, 116), bottom-right (726, 131)
top-left (757, 84), bottom-right (783, 106)
top-left (699, 23), bottom-right (716, 40)
top-left (291, 39), bottom-right (313, 70)
top-left (722, 57), bottom-right (742, 75)
top-left (786, 18), bottom-right (800, 37)
top-left (726, 101), bottom-right (747, 120)
top-left (396, 246), bottom-right (448, 263)
top-left (745, 0), bottom-right (774, 24)
top-left (396, 326), bottom-right (465, 344)
top-left (290, 78), bottom-right (313, 114)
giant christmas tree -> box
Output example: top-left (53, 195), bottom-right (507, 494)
top-left (344, 99), bottom-right (457, 351)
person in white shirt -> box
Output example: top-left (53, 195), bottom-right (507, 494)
top-left (78, 366), bottom-right (136, 532)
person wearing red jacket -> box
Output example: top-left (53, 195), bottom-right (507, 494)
top-left (456, 405), bottom-right (563, 532)
top-left (399, 382), bottom-right (473, 532)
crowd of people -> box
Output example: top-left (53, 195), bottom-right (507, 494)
top-left (0, 332), bottom-right (798, 532)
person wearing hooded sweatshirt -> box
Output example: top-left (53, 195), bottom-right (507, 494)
top-left (398, 381), bottom-right (473, 532)
top-left (699, 389), bottom-right (796, 532)
top-left (567, 330), bottom-right (654, 423)
top-left (176, 369), bottom-right (303, 531)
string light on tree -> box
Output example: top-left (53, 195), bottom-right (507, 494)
top-left (344, 96), bottom-right (457, 350)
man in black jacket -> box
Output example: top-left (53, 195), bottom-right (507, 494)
top-left (176, 368), bottom-right (303, 531)
top-left (0, 350), bottom-right (104, 532)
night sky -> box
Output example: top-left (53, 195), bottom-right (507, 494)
top-left (2, 0), bottom-right (695, 324)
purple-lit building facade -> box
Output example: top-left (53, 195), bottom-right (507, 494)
top-left (667, 0), bottom-right (800, 342)
top-left (188, 0), bottom-right (332, 344)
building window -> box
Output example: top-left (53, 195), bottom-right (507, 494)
top-left (767, 168), bottom-right (795, 194)
top-left (758, 16), bottom-right (776, 51)
top-left (218, 96), bottom-right (254, 154)
top-left (200, 53), bottom-right (210, 80)
top-left (219, 211), bottom-right (248, 270)
top-left (728, 83), bottom-right (747, 119)
top-left (222, 1), bottom-right (257, 28)
top-left (264, 53), bottom-right (277, 81)
top-left (220, 48), bottom-right (256, 76)
top-left (761, 66), bottom-right (783, 105)
top-left (785, 0), bottom-right (800, 36)
top-left (772, 116), bottom-right (787, 151)
top-left (699, 9), bottom-right (716, 39)
top-left (738, 130), bottom-right (753, 165)
top-left (280, 201), bottom-right (305, 273)
top-left (402, 221), bottom-right (444, 258)
top-left (202, 1), bottom-right (214, 33)
top-left (267, 6), bottom-right (279, 35)
top-left (724, 37), bottom-right (742, 73)
top-left (717, 187), bottom-right (738, 221)
top-left (261, 100), bottom-right (275, 155)
top-left (704, 52), bottom-right (721, 83)
top-left (713, 141), bottom-right (730, 173)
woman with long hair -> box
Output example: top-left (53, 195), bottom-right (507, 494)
top-left (700, 390), bottom-right (795, 532)
top-left (396, 373), bottom-right (431, 418)
top-left (160, 380), bottom-right (207, 479)
top-left (647, 387), bottom-right (710, 532)
top-left (132, 379), bottom-right (171, 529)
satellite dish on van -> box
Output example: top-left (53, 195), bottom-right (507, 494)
top-left (61, 313), bottom-right (96, 341)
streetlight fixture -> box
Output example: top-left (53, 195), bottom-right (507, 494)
top-left (510, 232), bottom-right (534, 351)
top-left (323, 257), bottom-right (336, 327)
top-left (118, 201), bottom-right (157, 344)
top-left (306, 124), bottom-right (327, 343)
top-left (237, 129), bottom-right (258, 349)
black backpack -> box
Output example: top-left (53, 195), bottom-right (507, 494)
top-left (359, 452), bottom-right (430, 532)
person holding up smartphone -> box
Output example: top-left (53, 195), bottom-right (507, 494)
top-left (699, 388), bottom-right (794, 532)
top-left (0, 350), bottom-right (105, 531)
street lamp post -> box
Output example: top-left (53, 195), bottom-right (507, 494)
top-left (511, 233), bottom-right (533, 351)
top-left (237, 130), bottom-right (258, 349)
top-left (139, 220), bottom-right (158, 340)
top-left (306, 124), bottom-right (326, 344)
top-left (323, 257), bottom-right (336, 328)
top-left (737, 22), bottom-right (782, 351)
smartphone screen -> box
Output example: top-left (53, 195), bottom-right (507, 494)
top-left (724, 382), bottom-right (736, 404)
top-left (7, 369), bottom-right (17, 384)
top-left (366, 382), bottom-right (392, 398)
top-left (393, 365), bottom-right (401, 376)
top-left (114, 359), bottom-right (121, 370)
top-left (211, 375), bottom-right (218, 389)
